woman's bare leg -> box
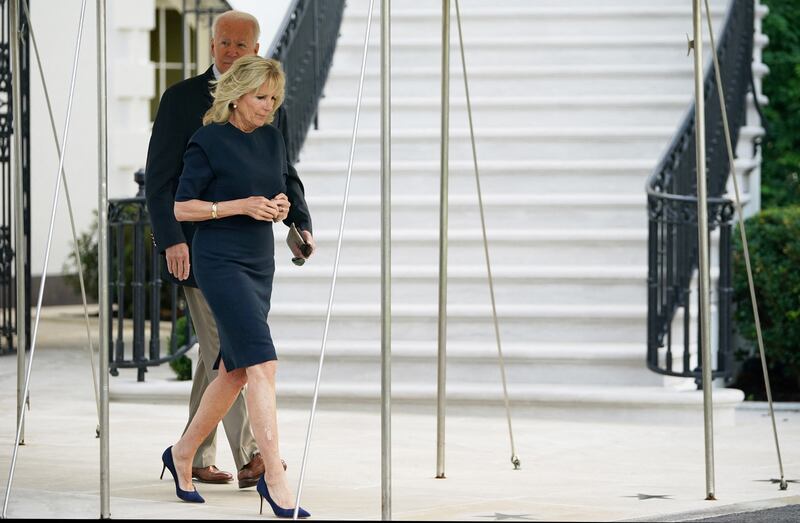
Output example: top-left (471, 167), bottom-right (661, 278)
top-left (171, 361), bottom-right (247, 491)
top-left (244, 361), bottom-right (295, 507)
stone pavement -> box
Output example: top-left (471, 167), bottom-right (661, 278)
top-left (0, 309), bottom-right (798, 520)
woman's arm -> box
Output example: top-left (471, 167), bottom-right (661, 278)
top-left (175, 196), bottom-right (282, 222)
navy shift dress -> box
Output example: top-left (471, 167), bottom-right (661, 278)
top-left (175, 122), bottom-right (288, 371)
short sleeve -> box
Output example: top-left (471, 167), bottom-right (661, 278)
top-left (175, 142), bottom-right (214, 202)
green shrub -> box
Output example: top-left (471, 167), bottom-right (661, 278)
top-left (760, 0), bottom-right (800, 208)
top-left (168, 315), bottom-right (193, 381)
top-left (732, 206), bottom-right (800, 392)
top-left (63, 211), bottom-right (99, 301)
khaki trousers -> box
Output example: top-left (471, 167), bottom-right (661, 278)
top-left (183, 286), bottom-right (259, 470)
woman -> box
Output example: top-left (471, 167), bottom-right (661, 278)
top-left (159, 55), bottom-right (310, 519)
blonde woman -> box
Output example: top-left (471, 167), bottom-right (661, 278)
top-left (159, 55), bottom-right (310, 518)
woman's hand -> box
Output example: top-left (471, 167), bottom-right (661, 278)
top-left (239, 196), bottom-right (280, 221)
top-left (272, 193), bottom-right (291, 222)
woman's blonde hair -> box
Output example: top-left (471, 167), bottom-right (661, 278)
top-left (203, 56), bottom-right (285, 126)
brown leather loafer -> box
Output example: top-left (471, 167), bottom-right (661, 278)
top-left (191, 465), bottom-right (233, 484)
top-left (238, 453), bottom-right (287, 489)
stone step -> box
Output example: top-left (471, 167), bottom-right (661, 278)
top-left (342, 0), bottom-right (732, 10)
top-left (271, 381), bottom-right (743, 425)
top-left (330, 35), bottom-right (769, 69)
top-left (317, 96), bottom-right (690, 129)
top-left (297, 158), bottom-right (758, 198)
top-left (300, 126), bottom-right (675, 162)
top-left (271, 265), bottom-right (648, 306)
top-left (298, 159), bottom-right (655, 196)
top-left (279, 228), bottom-right (650, 267)
top-left (301, 193), bottom-right (647, 230)
top-left (272, 340), bottom-right (675, 387)
top-left (266, 303), bottom-right (650, 344)
top-left (340, 7), bottom-right (726, 40)
top-left (108, 374), bottom-right (743, 426)
top-left (323, 65), bottom-right (697, 98)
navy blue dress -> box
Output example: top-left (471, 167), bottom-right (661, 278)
top-left (175, 122), bottom-right (288, 370)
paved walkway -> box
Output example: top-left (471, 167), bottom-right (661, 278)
top-left (0, 310), bottom-right (798, 520)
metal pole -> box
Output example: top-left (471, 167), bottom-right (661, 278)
top-left (691, 0), bottom-right (715, 501)
top-left (97, 0), bottom-right (111, 516)
top-left (380, 0), bottom-right (392, 518)
top-left (181, 0), bottom-right (189, 79)
top-left (435, 0), bottom-right (450, 480)
top-left (11, 0), bottom-right (27, 452)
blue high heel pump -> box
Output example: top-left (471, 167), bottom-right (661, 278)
top-left (160, 446), bottom-right (205, 503)
top-left (256, 474), bottom-right (310, 518)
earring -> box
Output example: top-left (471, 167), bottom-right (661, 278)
top-left (232, 103), bottom-right (238, 109)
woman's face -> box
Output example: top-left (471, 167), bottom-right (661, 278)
top-left (234, 81), bottom-right (278, 130)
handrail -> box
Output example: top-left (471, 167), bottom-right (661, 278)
top-left (267, 0), bottom-right (302, 57)
top-left (267, 0), bottom-right (346, 164)
top-left (646, 0), bottom-right (753, 382)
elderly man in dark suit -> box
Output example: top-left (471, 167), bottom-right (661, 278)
top-left (145, 10), bottom-right (314, 489)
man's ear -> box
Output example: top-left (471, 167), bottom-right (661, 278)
top-left (254, 42), bottom-right (260, 55)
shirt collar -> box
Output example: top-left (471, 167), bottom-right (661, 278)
top-left (212, 64), bottom-right (222, 80)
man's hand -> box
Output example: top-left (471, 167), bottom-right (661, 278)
top-left (165, 242), bottom-right (191, 281)
top-left (272, 193), bottom-right (290, 222)
top-left (289, 229), bottom-right (315, 259)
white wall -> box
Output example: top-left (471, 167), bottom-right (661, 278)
top-left (29, 0), bottom-right (101, 277)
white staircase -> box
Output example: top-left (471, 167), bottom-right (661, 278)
top-left (268, 0), bottom-right (767, 423)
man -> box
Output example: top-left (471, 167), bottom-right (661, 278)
top-left (145, 10), bottom-right (314, 489)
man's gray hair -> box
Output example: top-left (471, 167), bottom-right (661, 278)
top-left (213, 10), bottom-right (261, 42)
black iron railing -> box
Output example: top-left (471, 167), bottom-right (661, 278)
top-left (268, 0), bottom-right (346, 164)
top-left (107, 171), bottom-right (195, 381)
top-left (646, 0), bottom-right (754, 383)
top-left (0, 0), bottom-right (30, 356)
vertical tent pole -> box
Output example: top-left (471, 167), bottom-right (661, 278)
top-left (435, 0), bottom-right (450, 480)
top-left (97, 0), bottom-right (111, 517)
top-left (380, 0), bottom-right (392, 519)
top-left (691, 0), bottom-right (716, 501)
top-left (11, 0), bottom-right (27, 452)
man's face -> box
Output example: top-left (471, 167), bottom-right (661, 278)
top-left (211, 18), bottom-right (259, 74)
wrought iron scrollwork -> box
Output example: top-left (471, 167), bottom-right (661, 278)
top-left (268, 0), bottom-right (346, 165)
top-left (0, 0), bottom-right (30, 355)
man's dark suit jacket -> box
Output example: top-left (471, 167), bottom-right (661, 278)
top-left (145, 66), bottom-right (312, 288)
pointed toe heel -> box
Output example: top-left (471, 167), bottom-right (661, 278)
top-left (256, 474), bottom-right (310, 518)
top-left (161, 446), bottom-right (205, 503)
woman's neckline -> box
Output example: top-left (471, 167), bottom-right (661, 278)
top-left (226, 120), bottom-right (257, 134)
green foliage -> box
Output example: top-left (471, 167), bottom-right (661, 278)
top-left (62, 211), bottom-right (100, 301)
top-left (732, 207), bottom-right (800, 390)
top-left (168, 315), bottom-right (193, 381)
top-left (760, 0), bottom-right (800, 207)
